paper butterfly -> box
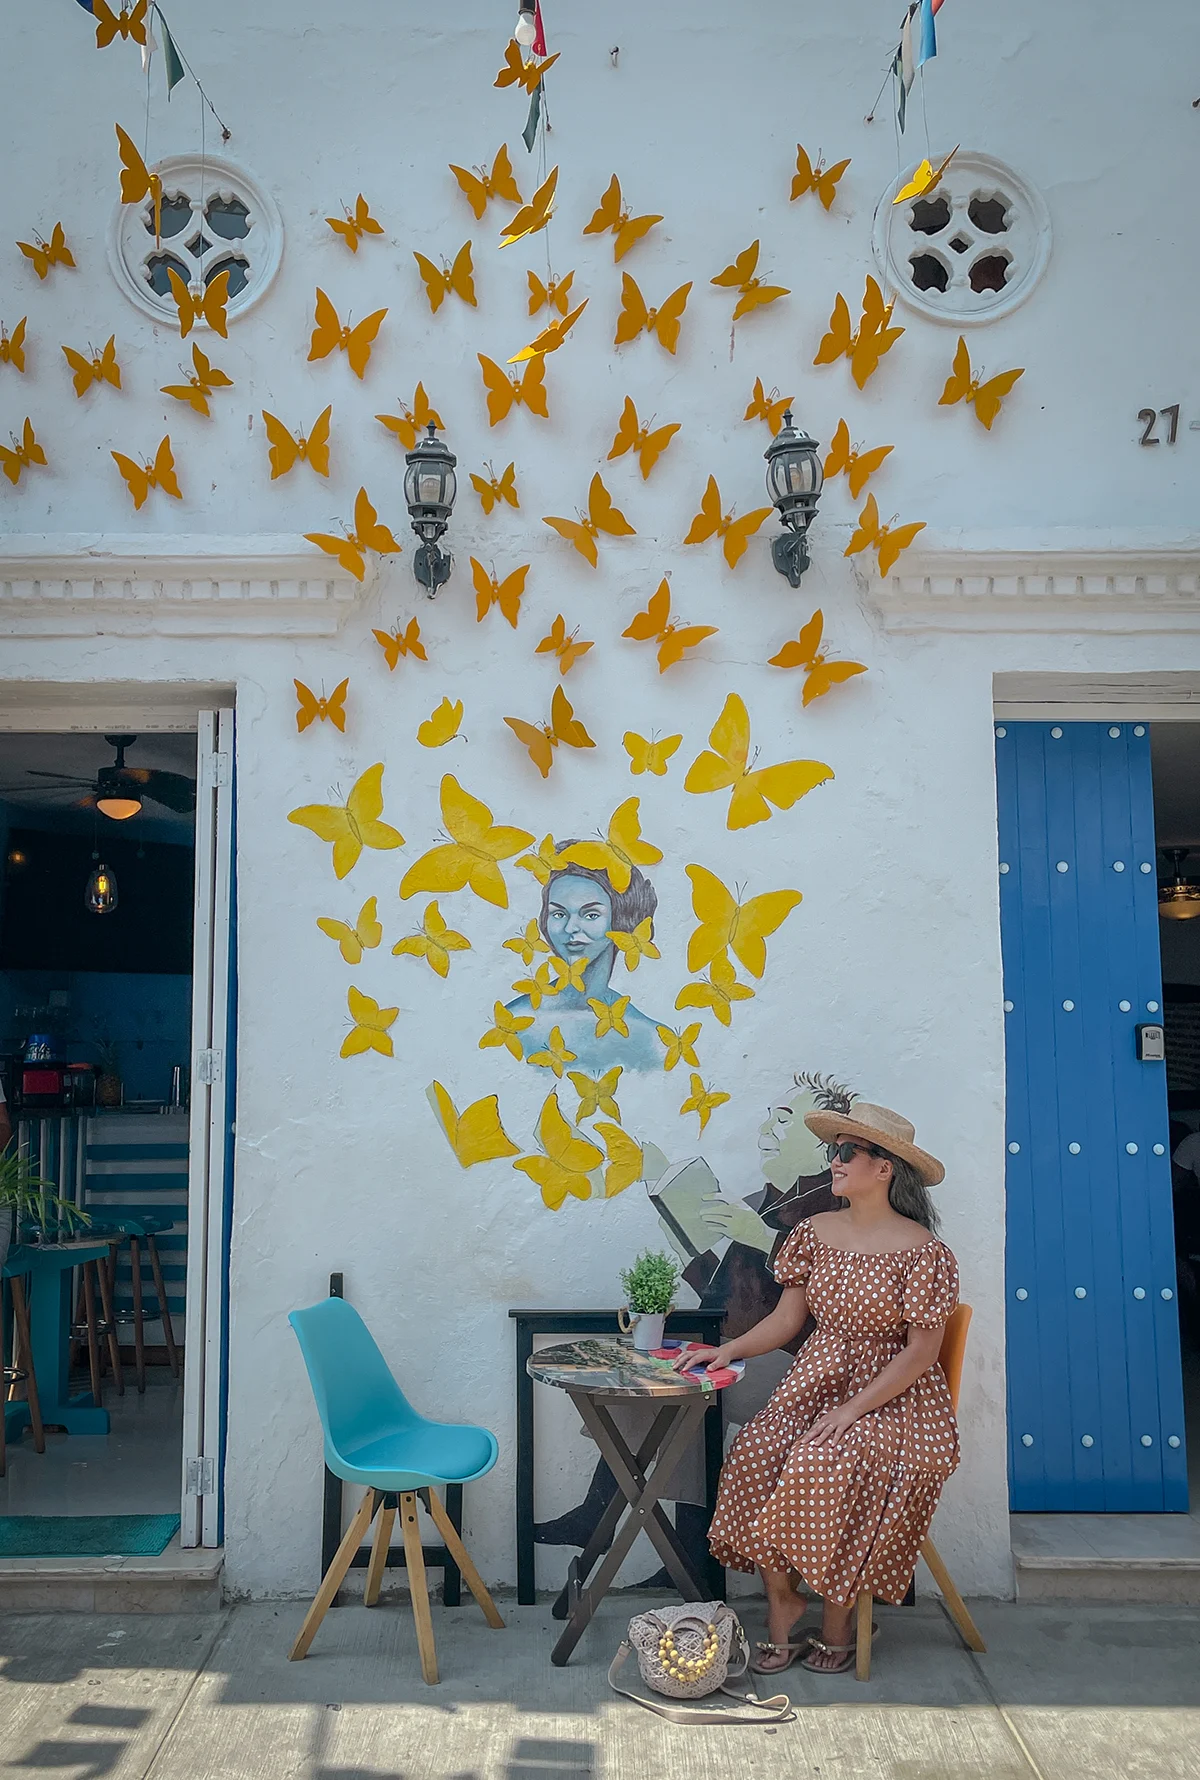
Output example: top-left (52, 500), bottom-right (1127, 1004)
top-left (559, 798), bottom-right (661, 893)
top-left (317, 897), bottom-right (382, 964)
top-left (679, 1072), bottom-right (731, 1132)
top-left (478, 354), bottom-right (548, 425)
top-left (160, 344), bottom-right (232, 416)
top-left (115, 125), bottom-right (163, 245)
top-left (505, 685), bottom-right (595, 778)
top-left (340, 987), bottom-right (398, 1060)
top-left (711, 241), bottom-right (789, 320)
top-left (769, 609), bottom-right (867, 706)
top-left (0, 418), bottom-right (46, 486)
top-left (504, 919), bottom-right (551, 967)
top-left (375, 384), bottom-right (444, 451)
top-left (308, 288), bottom-right (388, 378)
top-left (823, 418), bottom-right (893, 497)
top-left (527, 1026), bottom-right (577, 1079)
top-left (427, 1080), bottom-right (518, 1168)
top-left (675, 954), bottom-right (755, 1027)
top-left (623, 578), bottom-right (718, 673)
top-left (294, 678), bottom-right (348, 733)
top-left (417, 697), bottom-right (465, 747)
top-left (287, 762), bottom-right (404, 880)
top-left (791, 145), bottom-right (851, 210)
top-left (304, 487), bottom-right (401, 583)
top-left (494, 39), bottom-right (559, 94)
top-left (844, 494), bottom-right (926, 577)
top-left (93, 0), bottom-right (148, 47)
top-left (392, 900), bottom-right (471, 978)
top-left (471, 460), bottom-right (519, 513)
top-left (893, 146), bottom-right (960, 205)
top-left (543, 473), bottom-right (634, 566)
top-left (62, 336), bottom-right (121, 398)
top-left (481, 1000), bottom-right (536, 1059)
top-left (939, 336), bottom-right (1025, 431)
top-left (450, 145), bottom-right (523, 219)
top-left (18, 223), bottom-right (74, 280)
top-left (685, 692), bottom-right (833, 830)
top-left (499, 167), bottom-right (558, 248)
top-left (372, 618), bottom-right (426, 670)
top-left (568, 1067), bottom-right (624, 1125)
top-left (744, 378), bottom-right (792, 434)
top-left (325, 193), bottom-right (383, 252)
top-left (684, 864), bottom-right (801, 979)
top-left (263, 406), bottom-right (332, 479)
top-left (1, 319), bottom-right (27, 373)
top-left (656, 1023), bottom-right (702, 1072)
top-left (471, 557), bottom-right (528, 628)
top-left (514, 1092), bottom-right (602, 1211)
top-left (590, 996), bottom-right (630, 1039)
top-left (814, 276), bottom-right (904, 389)
top-left (582, 175), bottom-right (662, 262)
top-left (516, 834), bottom-right (568, 886)
top-left (399, 773), bottom-right (532, 909)
top-left (528, 270), bottom-right (574, 316)
top-left (608, 397), bottom-right (679, 479)
top-left (166, 268), bottom-right (230, 340)
top-left (623, 732), bottom-right (682, 778)
top-left (684, 476), bottom-right (772, 569)
top-left (509, 299), bottom-right (588, 363)
top-left (608, 917), bottom-right (659, 973)
top-left (536, 615), bottom-right (593, 675)
top-left (413, 242), bottom-right (476, 313)
top-left (614, 275), bottom-right (692, 355)
top-left (111, 435), bottom-right (180, 508)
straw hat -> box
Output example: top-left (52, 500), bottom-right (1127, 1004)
top-left (803, 1102), bottom-right (944, 1187)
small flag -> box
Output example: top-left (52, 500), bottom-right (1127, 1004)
top-left (75, 0), bottom-right (95, 11)
top-left (914, 0), bottom-right (937, 70)
top-left (141, 19), bottom-right (157, 73)
top-left (532, 1), bottom-right (547, 58)
top-left (160, 13), bottom-right (186, 94)
top-left (522, 81), bottom-right (543, 153)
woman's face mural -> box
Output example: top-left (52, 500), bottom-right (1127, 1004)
top-left (544, 874), bottom-right (615, 970)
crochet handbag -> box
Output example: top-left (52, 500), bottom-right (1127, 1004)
top-left (608, 1602), bottom-right (795, 1726)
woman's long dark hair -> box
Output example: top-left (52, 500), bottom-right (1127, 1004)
top-left (880, 1151), bottom-right (941, 1234)
top-left (538, 852), bottom-right (658, 946)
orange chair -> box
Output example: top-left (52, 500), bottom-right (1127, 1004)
top-left (854, 1303), bottom-right (987, 1681)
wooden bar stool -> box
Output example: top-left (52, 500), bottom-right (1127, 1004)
top-left (3, 1273), bottom-right (45, 1466)
top-left (96, 1219), bottom-right (180, 1392)
top-left (68, 1247), bottom-right (123, 1400)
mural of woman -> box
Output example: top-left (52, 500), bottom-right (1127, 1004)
top-left (506, 853), bottom-right (667, 1072)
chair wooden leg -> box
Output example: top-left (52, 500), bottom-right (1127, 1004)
top-left (147, 1237), bottom-right (181, 1378)
top-left (93, 1256), bottom-right (124, 1397)
top-left (0, 1281), bottom-right (7, 1478)
top-left (855, 1589), bottom-right (873, 1681)
top-left (10, 1278), bottom-right (44, 1454)
top-left (921, 1538), bottom-right (987, 1653)
top-left (130, 1238), bottom-right (147, 1393)
top-left (289, 1488), bottom-right (380, 1661)
top-left (82, 1264), bottom-right (103, 1407)
top-left (399, 1491), bottom-right (439, 1684)
top-left (424, 1487), bottom-right (505, 1629)
top-left (363, 1497), bottom-right (396, 1607)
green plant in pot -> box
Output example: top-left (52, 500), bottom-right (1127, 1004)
top-left (618, 1249), bottom-right (680, 1353)
top-left (95, 1037), bottom-right (122, 1108)
top-left (0, 1148), bottom-right (90, 1268)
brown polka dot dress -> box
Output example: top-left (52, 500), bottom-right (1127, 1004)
top-left (708, 1220), bottom-right (960, 1607)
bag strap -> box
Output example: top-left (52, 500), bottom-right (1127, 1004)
top-left (607, 1643), bottom-right (795, 1726)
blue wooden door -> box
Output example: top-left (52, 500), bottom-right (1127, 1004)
top-left (996, 720), bottom-right (1188, 1511)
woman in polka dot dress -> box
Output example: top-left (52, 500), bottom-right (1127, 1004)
top-left (677, 1103), bottom-right (959, 1676)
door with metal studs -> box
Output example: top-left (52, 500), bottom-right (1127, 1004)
top-left (996, 720), bottom-right (1188, 1512)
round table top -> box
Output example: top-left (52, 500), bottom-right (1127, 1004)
top-left (527, 1336), bottom-right (740, 1399)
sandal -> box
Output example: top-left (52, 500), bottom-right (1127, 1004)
top-left (750, 1635), bottom-right (813, 1675)
top-left (799, 1624), bottom-right (878, 1676)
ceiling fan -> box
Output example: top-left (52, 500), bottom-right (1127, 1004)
top-left (3, 734), bottom-right (197, 820)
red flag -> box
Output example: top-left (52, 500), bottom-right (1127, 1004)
top-left (532, 2), bottom-right (547, 57)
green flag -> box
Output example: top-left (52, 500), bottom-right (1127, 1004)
top-left (161, 15), bottom-right (186, 95)
top-left (522, 82), bottom-right (542, 153)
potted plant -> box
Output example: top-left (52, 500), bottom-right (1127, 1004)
top-left (618, 1249), bottom-right (680, 1353)
top-left (95, 1037), bottom-right (122, 1108)
top-left (0, 1149), bottom-right (90, 1268)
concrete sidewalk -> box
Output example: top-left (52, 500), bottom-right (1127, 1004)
top-left (1, 1595), bottom-right (1197, 1780)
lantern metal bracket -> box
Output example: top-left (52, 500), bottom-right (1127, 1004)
top-left (413, 540), bottom-right (453, 597)
top-left (772, 529), bottom-right (811, 587)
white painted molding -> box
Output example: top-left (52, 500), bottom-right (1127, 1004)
top-left (0, 536), bottom-right (365, 637)
top-left (873, 544), bottom-right (1200, 633)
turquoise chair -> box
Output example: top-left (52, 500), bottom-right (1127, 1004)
top-left (288, 1296), bottom-right (504, 1682)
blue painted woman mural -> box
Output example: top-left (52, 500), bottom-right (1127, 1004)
top-left (506, 853), bottom-right (666, 1072)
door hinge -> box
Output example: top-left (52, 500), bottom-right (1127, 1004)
top-left (196, 1048), bottom-right (223, 1085)
top-left (186, 1456), bottom-right (216, 1497)
top-left (202, 749), bottom-right (231, 790)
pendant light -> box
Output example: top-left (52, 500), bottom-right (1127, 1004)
top-left (1158, 849), bottom-right (1200, 921)
top-left (85, 854), bottom-right (118, 915)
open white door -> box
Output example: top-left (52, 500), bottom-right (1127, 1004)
top-left (180, 708), bottom-right (235, 1547)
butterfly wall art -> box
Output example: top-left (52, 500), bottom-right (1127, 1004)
top-left (656, 1023), bottom-right (702, 1071)
top-left (287, 762), bottom-right (404, 880)
top-left (18, 223), bottom-right (74, 280)
top-left (494, 39), bottom-right (559, 93)
top-left (622, 578), bottom-right (717, 672)
top-left (168, 268), bottom-right (230, 339)
top-left (505, 686), bottom-right (595, 778)
top-left (844, 495), bottom-right (926, 576)
top-left (536, 615), bottom-right (593, 675)
top-left (516, 834), bottom-right (568, 886)
top-left (582, 175), bottom-right (662, 261)
top-left (471, 460), bottom-right (519, 512)
top-left (675, 954), bottom-right (755, 1027)
top-left (111, 436), bottom-right (180, 508)
top-left (1, 320), bottom-right (27, 373)
top-left (683, 476), bottom-right (772, 568)
top-left (61, 337), bottom-right (121, 397)
top-left (613, 275), bottom-right (691, 355)
top-left (569, 1067), bottom-right (623, 1124)
top-left (939, 336), bottom-right (1025, 430)
top-left (744, 378), bottom-right (793, 433)
top-left (294, 678), bottom-right (349, 733)
top-left (607, 397), bottom-right (680, 478)
top-left (684, 865), bottom-right (801, 979)
top-left (399, 774), bottom-right (532, 909)
top-left (528, 270), bottom-right (574, 315)
top-left (92, 0), bottom-right (148, 47)
top-left (791, 145), bottom-right (850, 210)
top-left (679, 1073), bottom-right (731, 1133)
top-left (471, 557), bottom-right (528, 627)
top-left (427, 1080), bottom-right (518, 1168)
top-left (392, 901), bottom-right (471, 977)
top-left (559, 798), bottom-right (661, 892)
top-left (509, 299), bottom-right (588, 363)
top-left (308, 289), bottom-right (387, 378)
top-left (450, 145), bottom-right (523, 218)
top-left (304, 488), bottom-right (400, 583)
top-left (478, 354), bottom-right (548, 425)
top-left (317, 897), bottom-right (383, 964)
top-left (823, 418), bottom-right (893, 497)
top-left (499, 167), bottom-right (558, 247)
top-left (893, 146), bottom-right (959, 204)
top-left (160, 344), bottom-right (232, 416)
top-left (710, 241), bottom-right (789, 320)
top-left (340, 986), bottom-right (398, 1059)
top-left (372, 618), bottom-right (426, 669)
top-left (543, 474), bottom-right (634, 566)
top-left (375, 384), bottom-right (443, 451)
top-left (768, 610), bottom-right (867, 705)
top-left (416, 697), bottom-right (465, 747)
top-left (623, 732), bottom-right (682, 778)
top-left (115, 125), bottom-right (163, 244)
top-left (325, 194), bottom-right (383, 252)
top-left (685, 692), bottom-right (833, 829)
top-left (262, 406), bottom-right (332, 479)
top-left (413, 242), bottom-right (477, 313)
top-left (814, 275), bottom-right (904, 388)
top-left (0, 419), bottom-right (46, 485)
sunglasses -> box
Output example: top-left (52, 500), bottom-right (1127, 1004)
top-left (825, 1141), bottom-right (879, 1165)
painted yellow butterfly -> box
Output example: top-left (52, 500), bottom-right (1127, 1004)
top-left (684, 693), bottom-right (833, 830)
top-left (548, 957), bottom-right (588, 995)
top-left (589, 996), bottom-right (630, 1039)
top-left (791, 144), bottom-right (851, 210)
top-left (93, 0), bottom-right (148, 47)
top-left (472, 558), bottom-right (528, 628)
top-left (341, 986), bottom-right (398, 1059)
top-left (939, 336), bottom-right (1025, 431)
top-left (596, 1121), bottom-right (644, 1197)
top-left (744, 377), bottom-right (793, 433)
top-left (480, 1001), bottom-right (535, 1059)
top-left (823, 418), bottom-right (893, 498)
top-left (17, 222), bottom-right (74, 281)
top-left (623, 578), bottom-right (717, 673)
top-left (656, 1023), bottom-right (702, 1072)
top-left (543, 473), bottom-right (634, 567)
top-left (471, 460), bottom-right (519, 513)
top-left (305, 487), bottom-right (401, 583)
top-left (568, 1067), bottom-right (623, 1125)
top-left (287, 762), bottom-right (404, 880)
top-left (168, 268), bottom-right (230, 340)
top-left (372, 618), bottom-right (426, 670)
top-left (111, 435), bottom-right (180, 509)
top-left (683, 476), bottom-right (772, 569)
top-left (427, 1080), bottom-right (519, 1167)
top-left (308, 289), bottom-right (388, 379)
top-left (400, 774), bottom-right (532, 909)
top-left (494, 39), bottom-right (559, 94)
top-left (294, 678), bottom-right (348, 733)
top-left (607, 396), bottom-right (680, 479)
top-left (536, 615), bottom-right (593, 676)
top-left (559, 797), bottom-right (661, 893)
top-left (516, 835), bottom-right (567, 886)
top-left (393, 900), bottom-right (471, 977)
top-left (62, 336), bottom-right (121, 398)
top-left (769, 610), bottom-right (867, 705)
top-left (1, 319), bottom-right (28, 373)
top-left (675, 954), bottom-right (755, 1027)
top-left (114, 124), bottom-right (163, 245)
top-left (375, 384), bottom-right (444, 451)
top-left (623, 732), bottom-right (682, 778)
top-left (608, 917), bottom-right (659, 972)
top-left (510, 961), bottom-right (556, 1009)
top-left (478, 353), bottom-right (548, 425)
top-left (613, 275), bottom-right (692, 356)
top-left (505, 685), bottom-right (595, 779)
top-left (710, 241), bottom-right (789, 320)
top-left (844, 494), bottom-right (926, 577)
top-left (527, 1026), bottom-right (577, 1079)
top-left (893, 146), bottom-right (959, 205)
top-left (514, 1092), bottom-right (602, 1211)
top-left (504, 920), bottom-right (551, 968)
top-left (263, 406), bottom-right (332, 479)
top-left (499, 167), bottom-right (558, 247)
top-left (0, 418), bottom-right (46, 486)
top-left (317, 897), bottom-right (383, 964)
top-left (528, 269), bottom-right (573, 316)
top-left (814, 276), bottom-right (904, 389)
top-left (508, 299), bottom-right (588, 363)
top-left (416, 697), bottom-right (464, 748)
top-left (684, 864), bottom-right (801, 980)
top-left (583, 175), bottom-right (662, 261)
top-left (160, 344), bottom-right (232, 416)
top-left (450, 144), bottom-right (523, 219)
top-left (679, 1072), bottom-right (731, 1133)
top-left (326, 193), bottom-right (384, 252)
top-left (414, 242), bottom-right (476, 314)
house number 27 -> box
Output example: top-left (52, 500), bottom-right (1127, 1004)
top-left (1138, 405), bottom-right (1180, 445)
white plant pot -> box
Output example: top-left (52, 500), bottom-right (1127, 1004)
top-left (631, 1311), bottom-right (667, 1353)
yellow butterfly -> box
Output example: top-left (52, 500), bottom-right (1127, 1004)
top-left (769, 609), bottom-right (867, 706)
top-left (598, 1121), bottom-right (644, 1197)
top-left (548, 956), bottom-right (589, 994)
top-left (559, 797), bottom-right (661, 893)
top-left (93, 0), bottom-right (148, 47)
top-left (480, 1001), bottom-right (535, 1060)
top-left (160, 344), bottom-right (232, 416)
top-left (1, 318), bottom-right (28, 373)
top-left (608, 917), bottom-right (659, 973)
top-left (372, 618), bottom-right (426, 671)
top-left (375, 384), bottom-right (444, 452)
top-left (528, 269), bottom-right (574, 316)
top-left (791, 145), bottom-right (851, 211)
top-left (844, 493), bottom-right (926, 577)
top-left (494, 39), bottom-right (560, 94)
top-left (683, 476), bottom-right (772, 569)
top-left (514, 1091), bottom-right (602, 1212)
top-left (287, 762), bottom-right (405, 880)
top-left (613, 274), bottom-right (692, 356)
top-left (527, 1026), bottom-right (577, 1079)
top-left (607, 396), bottom-right (680, 479)
top-left (393, 900), bottom-right (471, 978)
top-left (684, 693), bottom-right (833, 830)
top-left (111, 435), bottom-right (180, 508)
top-left (262, 406), bottom-right (332, 479)
top-left (114, 124), bottom-right (163, 245)
top-left (509, 298), bottom-right (588, 363)
top-left (414, 242), bottom-right (476, 314)
top-left (499, 167), bottom-right (559, 248)
top-left (536, 614), bottom-right (593, 675)
top-left (623, 732), bottom-right (682, 778)
top-left (18, 222), bottom-right (75, 280)
top-left (684, 864), bottom-right (801, 980)
top-left (543, 473), bottom-right (634, 567)
top-left (823, 418), bottom-right (893, 498)
top-left (510, 960), bottom-right (557, 1009)
top-left (711, 241), bottom-right (789, 320)
top-left (325, 193), bottom-right (383, 252)
top-left (676, 954), bottom-right (755, 1028)
top-left (340, 986), bottom-right (398, 1059)
top-left (416, 697), bottom-right (464, 748)
top-left (308, 288), bottom-right (388, 379)
top-left (893, 145), bottom-right (960, 205)
top-left (814, 276), bottom-right (904, 389)
top-left (516, 834), bottom-right (567, 886)
top-left (305, 487), bottom-right (401, 583)
top-left (743, 378), bottom-right (793, 434)
top-left (623, 577), bottom-right (717, 673)
top-left (939, 336), bottom-right (1025, 431)
top-left (504, 920), bottom-right (551, 968)
top-left (656, 1023), bottom-right (702, 1072)
top-left (679, 1072), bottom-right (731, 1133)
top-left (589, 995), bottom-right (631, 1039)
top-left (568, 1067), bottom-right (623, 1125)
top-left (478, 353), bottom-right (549, 426)
top-left (400, 774), bottom-right (532, 909)
top-left (427, 1080), bottom-right (519, 1167)
top-left (472, 557), bottom-right (528, 628)
top-left (505, 685), bottom-right (595, 779)
top-left (167, 268), bottom-right (230, 340)
top-left (0, 418), bottom-right (46, 486)
top-left (583, 175), bottom-right (662, 261)
top-left (471, 460), bottom-right (519, 514)
top-left (62, 336), bottom-right (121, 398)
top-left (317, 896), bottom-right (383, 964)
top-left (294, 678), bottom-right (349, 733)
top-left (450, 144), bottom-right (523, 219)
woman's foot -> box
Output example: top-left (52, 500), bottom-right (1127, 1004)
top-left (751, 1580), bottom-right (808, 1674)
top-left (801, 1601), bottom-right (855, 1673)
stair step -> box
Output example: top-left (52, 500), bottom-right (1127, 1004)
top-left (0, 1546), bottom-right (222, 1613)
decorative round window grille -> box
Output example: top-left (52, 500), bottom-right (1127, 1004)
top-left (107, 153), bottom-right (282, 326)
top-left (872, 152), bottom-right (1050, 325)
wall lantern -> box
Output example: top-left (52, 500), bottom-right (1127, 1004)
top-left (403, 423), bottom-right (457, 597)
top-left (85, 857), bottom-right (118, 915)
top-left (1159, 849), bottom-right (1200, 921)
top-left (764, 410), bottom-right (823, 586)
